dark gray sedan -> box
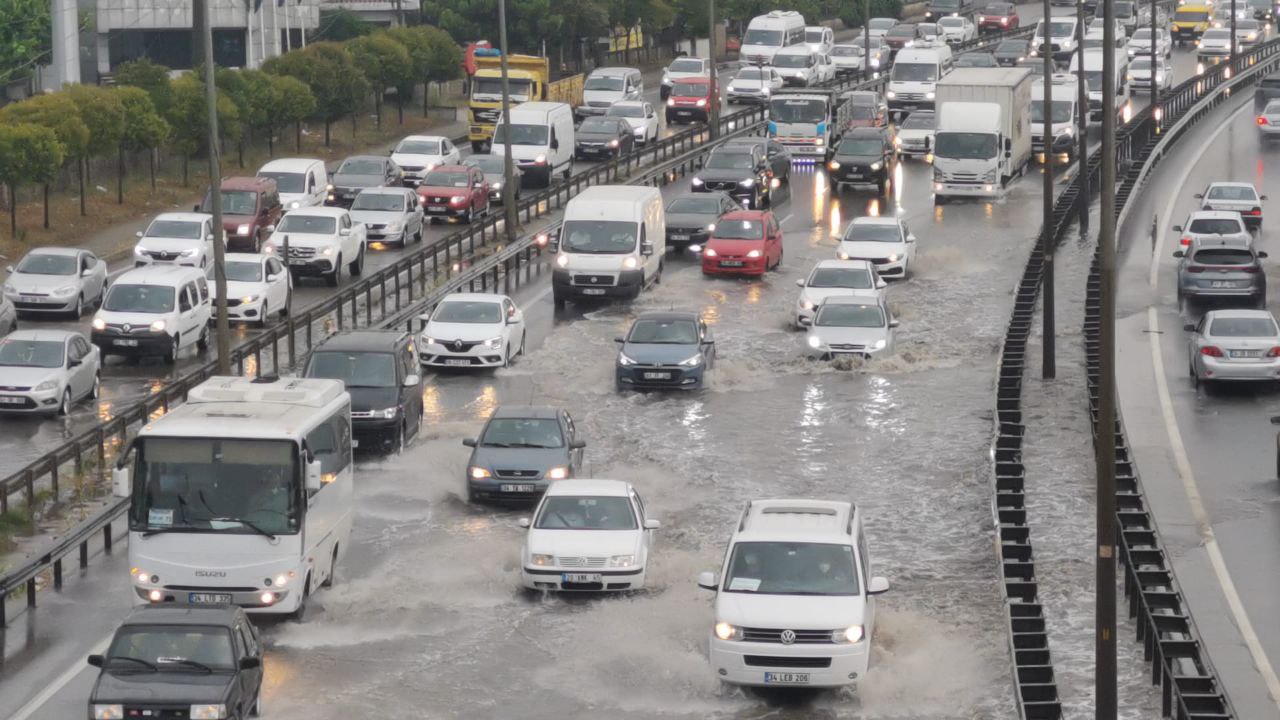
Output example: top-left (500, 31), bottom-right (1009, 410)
top-left (462, 405), bottom-right (586, 503)
top-left (615, 312), bottom-right (716, 391)
top-left (993, 38), bottom-right (1030, 66)
top-left (665, 192), bottom-right (739, 250)
top-left (574, 117), bottom-right (634, 160)
top-left (327, 155), bottom-right (404, 207)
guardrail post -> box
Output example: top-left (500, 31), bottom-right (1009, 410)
top-left (336, 299), bottom-right (344, 329)
top-left (394, 269), bottom-right (402, 312)
top-left (271, 333), bottom-right (280, 376)
top-left (80, 537), bottom-right (89, 567)
top-left (365, 285), bottom-right (373, 326)
top-left (53, 557), bottom-right (62, 589)
top-left (50, 458), bottom-right (58, 500)
top-left (24, 469), bottom-right (34, 515)
top-left (305, 312), bottom-right (313, 353)
top-left (27, 574), bottom-right (36, 607)
top-left (103, 522), bottom-right (112, 552)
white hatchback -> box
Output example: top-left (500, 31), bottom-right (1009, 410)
top-left (835, 216), bottom-right (917, 279)
top-left (519, 479), bottom-right (659, 592)
top-left (606, 101), bottom-right (661, 144)
top-left (208, 253), bottom-right (291, 326)
top-left (391, 135), bottom-right (461, 186)
top-left (418, 293), bottom-right (526, 369)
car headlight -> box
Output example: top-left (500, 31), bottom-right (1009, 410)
top-left (703, 247), bottom-right (718, 258)
top-left (235, 224), bottom-right (251, 236)
top-left (872, 338), bottom-right (887, 350)
top-left (240, 295), bottom-right (259, 304)
top-left (926, 91), bottom-right (936, 100)
top-left (618, 352), bottom-right (637, 366)
top-left (421, 335), bottom-right (436, 346)
top-left (547, 466), bottom-right (568, 480)
top-left (727, 84), bottom-right (736, 93)
top-left (374, 407), bottom-right (398, 419)
top-left (53, 285), bottom-right (77, 296)
top-left (608, 139), bottom-right (620, 148)
top-left (189, 705), bottom-right (227, 720)
top-left (92, 705), bottom-right (124, 720)
top-left (706, 223), bottom-right (716, 232)
top-left (633, 126), bottom-right (646, 136)
top-left (483, 336), bottom-right (503, 349)
top-left (837, 252), bottom-right (850, 260)
top-left (761, 87), bottom-right (771, 96)
top-left (622, 255), bottom-right (639, 269)
top-left (133, 246), bottom-right (147, 256)
top-left (739, 178), bottom-right (755, 187)
top-left (677, 354), bottom-right (703, 367)
top-left (531, 553), bottom-right (553, 566)
top-left (807, 335), bottom-right (822, 348)
top-left (263, 244), bottom-right (277, 254)
top-left (870, 161), bottom-right (883, 171)
top-left (534, 154), bottom-right (547, 164)
top-left (384, 223), bottom-right (400, 233)
top-left (746, 249), bottom-right (761, 258)
top-left (556, 253), bottom-right (569, 267)
top-left (180, 248), bottom-right (198, 257)
top-left (149, 320), bottom-right (166, 332)
top-left (92, 317), bottom-right (106, 330)
top-left (289, 200), bottom-right (300, 209)
top-left (1063, 126), bottom-right (1075, 137)
top-left (469, 466), bottom-right (491, 479)
top-left (834, 625), bottom-right (865, 643)
top-left (886, 90), bottom-right (897, 99)
top-left (691, 177), bottom-right (704, 186)
top-left (829, 160), bottom-right (841, 170)
top-left (696, 98), bottom-right (707, 107)
top-left (886, 254), bottom-right (900, 263)
top-left (491, 181), bottom-right (502, 191)
top-left (607, 555), bottom-right (636, 568)
top-left (451, 195), bottom-right (468, 203)
top-left (2, 283), bottom-right (14, 295)
top-left (34, 378), bottom-right (59, 391)
top-left (714, 622), bottom-right (743, 641)
top-left (321, 246), bottom-right (335, 256)
top-left (326, 184), bottom-right (334, 191)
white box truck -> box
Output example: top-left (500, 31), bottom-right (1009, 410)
top-left (932, 67), bottom-right (1033, 199)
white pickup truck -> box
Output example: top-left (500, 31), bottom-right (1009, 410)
top-left (264, 206), bottom-right (368, 287)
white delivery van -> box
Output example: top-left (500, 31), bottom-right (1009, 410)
top-left (741, 10), bottom-right (807, 65)
top-left (492, 101), bottom-right (576, 188)
top-left (1070, 48), bottom-right (1130, 123)
top-left (257, 158), bottom-right (328, 211)
top-left (932, 67), bottom-right (1033, 198)
top-left (90, 264), bottom-right (212, 363)
top-left (552, 185), bottom-right (665, 306)
top-left (1031, 73), bottom-right (1088, 160)
top-left (887, 46), bottom-right (954, 115)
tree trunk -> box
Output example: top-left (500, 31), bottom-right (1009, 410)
top-left (397, 95), bottom-right (404, 125)
top-left (9, 184), bottom-right (16, 236)
top-left (43, 184), bottom-right (50, 229)
top-left (150, 147), bottom-right (157, 192)
top-left (351, 111), bottom-right (357, 136)
top-left (238, 135), bottom-right (245, 168)
top-left (182, 155), bottom-right (190, 187)
top-left (324, 120), bottom-right (331, 147)
top-left (78, 158), bottom-right (87, 216)
top-left (423, 81), bottom-right (429, 117)
top-left (118, 148), bottom-right (125, 205)
top-left (375, 92), bottom-right (382, 129)
top-left (295, 121), bottom-right (302, 152)
top-left (268, 126), bottom-right (275, 156)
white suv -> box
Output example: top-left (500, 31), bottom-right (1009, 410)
top-left (698, 499), bottom-right (890, 688)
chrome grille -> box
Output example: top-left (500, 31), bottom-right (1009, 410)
top-left (703, 181), bottom-right (739, 191)
top-left (146, 251), bottom-right (182, 261)
top-left (287, 245), bottom-right (316, 259)
top-left (556, 556), bottom-right (608, 568)
top-left (104, 323), bottom-right (155, 335)
top-left (740, 627), bottom-right (839, 644)
top-left (572, 274), bottom-right (616, 287)
top-left (494, 469), bottom-right (541, 479)
top-left (473, 108), bottom-right (502, 123)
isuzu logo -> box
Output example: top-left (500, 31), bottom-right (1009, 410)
top-left (195, 570), bottom-right (227, 577)
top-left (779, 629), bottom-right (796, 645)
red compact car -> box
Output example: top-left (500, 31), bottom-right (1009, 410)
top-left (976, 2), bottom-right (1019, 32)
top-left (666, 77), bottom-right (718, 124)
top-left (415, 165), bottom-right (489, 223)
top-left (701, 209), bottom-right (783, 277)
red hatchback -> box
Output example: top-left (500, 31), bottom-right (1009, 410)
top-left (666, 77), bottom-right (718, 124)
top-left (416, 165), bottom-right (489, 223)
top-left (701, 210), bottom-right (783, 277)
top-left (977, 2), bottom-right (1019, 32)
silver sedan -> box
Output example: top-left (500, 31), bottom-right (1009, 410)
top-left (0, 329), bottom-right (100, 415)
top-left (3, 248), bottom-right (109, 319)
top-left (1185, 309), bottom-right (1280, 387)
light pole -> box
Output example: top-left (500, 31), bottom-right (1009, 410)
top-left (1231, 0), bottom-right (1238, 66)
top-left (864, 0), bottom-right (872, 81)
top-left (200, 0), bottom-right (230, 374)
top-left (1042, 0), bottom-right (1056, 379)
top-left (1151, 0), bottom-right (1159, 100)
top-left (709, 0), bottom-right (720, 138)
top-left (1096, 0), bottom-right (1119, 715)
top-left (1076, 0), bottom-right (1089, 230)
top-left (497, 0), bottom-right (518, 244)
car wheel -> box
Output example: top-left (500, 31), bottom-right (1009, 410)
top-left (196, 327), bottom-right (210, 353)
top-left (327, 255), bottom-right (342, 287)
top-left (322, 545), bottom-right (339, 589)
top-left (1191, 363), bottom-right (1200, 388)
top-left (69, 294), bottom-right (83, 320)
top-left (58, 388), bottom-right (71, 416)
top-left (775, 247), bottom-right (783, 270)
top-left (519, 331), bottom-right (526, 357)
top-left (251, 691), bottom-right (263, 717)
top-left (349, 247), bottom-right (364, 276)
top-left (91, 373), bottom-right (100, 400)
top-left (288, 574), bottom-right (311, 622)
top-left (502, 341), bottom-right (512, 368)
top-left (462, 206), bottom-right (472, 224)
top-left (164, 334), bottom-right (179, 364)
top-left (257, 302), bottom-right (270, 328)
top-left (393, 422), bottom-right (406, 454)
top-left (466, 482), bottom-right (477, 503)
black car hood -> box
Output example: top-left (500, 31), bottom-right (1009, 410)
top-left (667, 211), bottom-right (718, 229)
top-left (835, 152), bottom-right (880, 165)
top-left (347, 386), bottom-right (401, 413)
top-left (696, 168), bottom-right (754, 183)
top-left (577, 130), bottom-right (622, 143)
top-left (92, 670), bottom-right (234, 704)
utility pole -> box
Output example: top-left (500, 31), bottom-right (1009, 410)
top-left (863, 0), bottom-right (872, 80)
top-left (1076, 1), bottom-right (1089, 231)
top-left (708, 0), bottom-right (720, 138)
top-left (200, 0), bottom-right (231, 374)
top-left (192, 0), bottom-right (207, 69)
top-left (1096, 0), bottom-right (1118, 715)
top-left (1231, 0), bottom-right (1238, 66)
top-left (1042, 0), bottom-right (1055, 380)
top-left (497, 0), bottom-right (518, 243)
top-left (1151, 0), bottom-right (1159, 100)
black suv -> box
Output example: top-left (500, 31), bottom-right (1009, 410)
top-left (304, 330), bottom-right (423, 453)
top-left (88, 604), bottom-right (263, 720)
top-left (690, 145), bottom-right (773, 209)
top-left (829, 127), bottom-right (894, 195)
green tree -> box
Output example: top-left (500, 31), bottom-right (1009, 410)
top-left (263, 74), bottom-right (315, 154)
top-left (262, 42), bottom-right (369, 146)
top-left (213, 66), bottom-right (273, 167)
top-left (419, 25), bottom-right (463, 115)
top-left (166, 74), bottom-right (241, 186)
top-left (113, 86), bottom-right (170, 198)
top-left (317, 7), bottom-right (373, 41)
top-left (347, 33), bottom-right (414, 127)
top-left (0, 93), bottom-right (89, 228)
top-left (113, 58), bottom-right (174, 116)
top-left (65, 84), bottom-right (126, 215)
top-left (0, 0), bottom-right (52, 85)
top-left (0, 123), bottom-right (64, 236)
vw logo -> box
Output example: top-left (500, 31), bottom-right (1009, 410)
top-left (122, 324), bottom-right (131, 333)
top-left (779, 629), bottom-right (796, 645)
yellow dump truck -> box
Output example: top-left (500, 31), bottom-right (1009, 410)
top-left (468, 54), bottom-right (585, 152)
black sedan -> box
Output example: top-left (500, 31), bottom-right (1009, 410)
top-left (574, 117), bottom-right (634, 160)
top-left (88, 604), bottom-right (263, 720)
top-left (664, 191), bottom-right (739, 250)
top-left (828, 128), bottom-right (894, 195)
top-left (956, 52), bottom-right (999, 68)
top-left (993, 38), bottom-right (1031, 66)
top-left (721, 136), bottom-right (792, 187)
top-left (690, 145), bottom-right (773, 209)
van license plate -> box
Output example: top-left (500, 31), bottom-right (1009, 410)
top-left (764, 672), bottom-right (810, 684)
top-left (670, 234), bottom-right (689, 241)
top-left (189, 593), bottom-right (232, 604)
top-left (114, 339), bottom-right (139, 347)
top-left (562, 573), bottom-right (602, 583)
top-left (288, 258), bottom-right (309, 266)
top-left (582, 288), bottom-right (606, 295)
top-left (501, 484), bottom-right (537, 492)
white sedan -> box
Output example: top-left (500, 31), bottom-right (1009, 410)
top-left (418, 292), bottom-right (526, 368)
top-left (794, 259), bottom-right (886, 328)
top-left (1186, 309), bottom-right (1280, 387)
top-left (939, 16), bottom-right (978, 43)
top-left (836, 216), bottom-right (917, 279)
top-left (606, 101), bottom-right (661, 145)
top-left (133, 213), bottom-right (223, 269)
top-left (208, 253), bottom-right (291, 326)
top-left (519, 479), bottom-right (659, 592)
top-left (391, 135), bottom-right (462, 186)
top-left (0, 329), bottom-right (99, 415)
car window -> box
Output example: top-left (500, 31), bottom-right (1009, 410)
top-left (535, 495), bottom-right (638, 530)
top-left (1209, 316), bottom-right (1278, 337)
top-left (1192, 248), bottom-right (1255, 265)
top-left (1188, 217), bottom-right (1244, 234)
top-left (179, 286), bottom-right (193, 312)
top-left (196, 277), bottom-right (209, 303)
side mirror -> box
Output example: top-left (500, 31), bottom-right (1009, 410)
top-left (68, 358), bottom-right (82, 368)
top-left (403, 374), bottom-right (421, 387)
top-left (1004, 150), bottom-right (1012, 159)
top-left (4, 265), bottom-right (11, 273)
top-left (462, 438), bottom-right (477, 447)
top-left (795, 278), bottom-right (805, 287)
top-left (87, 654), bottom-right (105, 668)
top-left (517, 517), bottom-right (531, 529)
top-left (906, 234), bottom-right (917, 243)
top-left (1172, 250), bottom-right (1185, 258)
top-left (206, 233), bottom-right (215, 241)
top-left (193, 204), bottom-right (201, 212)
top-left (614, 336), bottom-right (625, 343)
top-left (644, 518), bottom-right (661, 530)
top-left (81, 268), bottom-right (94, 278)
top-left (551, 138), bottom-right (560, 150)
top-left (239, 657), bottom-right (262, 670)
top-left (306, 459), bottom-right (323, 492)
top-left (868, 576), bottom-right (891, 595)
top-left (876, 279), bottom-right (888, 289)
top-left (1262, 195), bottom-right (1269, 200)
top-left (697, 571), bottom-right (718, 591)
top-left (135, 231), bottom-right (144, 238)
top-left (640, 242), bottom-right (654, 257)
top-left (889, 319), bottom-right (900, 328)
top-left (570, 439), bottom-right (587, 449)
top-left (266, 273), bottom-right (281, 283)
top-left (112, 466), bottom-right (131, 498)
top-left (264, 225), bottom-right (276, 233)
top-left (1193, 193), bottom-right (1203, 198)
top-left (1183, 323), bottom-right (1196, 331)
top-left (339, 227), bottom-right (352, 236)
top-left (1259, 251), bottom-right (1270, 259)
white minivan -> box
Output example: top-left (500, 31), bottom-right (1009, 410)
top-left (741, 10), bottom-right (808, 65)
top-left (1070, 48), bottom-right (1131, 122)
top-left (887, 45), bottom-right (954, 115)
top-left (90, 265), bottom-right (212, 363)
top-left (492, 102), bottom-right (576, 188)
top-left (257, 158), bottom-right (328, 211)
top-left (578, 67), bottom-right (644, 118)
top-left (551, 185), bottom-right (665, 306)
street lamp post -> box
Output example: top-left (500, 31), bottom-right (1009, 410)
top-left (497, 0), bottom-right (518, 244)
top-left (709, 0), bottom-right (720, 138)
top-left (1231, 0), bottom-right (1239, 66)
top-left (1042, 0), bottom-right (1056, 379)
top-left (1076, 0), bottom-right (1089, 230)
top-left (199, 0), bottom-right (229, 374)
top-left (864, 0), bottom-right (872, 81)
top-left (1152, 0), bottom-right (1159, 100)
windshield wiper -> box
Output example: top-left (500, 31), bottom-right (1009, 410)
top-left (160, 658), bottom-right (214, 673)
top-left (503, 443), bottom-right (555, 449)
top-left (105, 655), bottom-right (158, 672)
top-left (482, 442), bottom-right (513, 448)
top-left (209, 517), bottom-right (277, 541)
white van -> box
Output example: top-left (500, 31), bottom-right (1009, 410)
top-left (578, 67), bottom-right (644, 117)
top-left (741, 10), bottom-right (807, 65)
top-left (90, 264), bottom-right (212, 364)
top-left (257, 158), bottom-right (328, 211)
top-left (493, 102), bottom-right (576, 188)
top-left (551, 185), bottom-right (665, 306)
top-left (804, 25), bottom-right (835, 56)
top-left (887, 46), bottom-right (954, 114)
top-left (1070, 48), bottom-right (1130, 122)
top-left (772, 45), bottom-right (832, 86)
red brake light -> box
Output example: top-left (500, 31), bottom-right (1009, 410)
top-left (1241, 265), bottom-right (1260, 273)
top-left (1187, 265), bottom-right (1205, 273)
top-left (1200, 346), bottom-right (1224, 357)
top-left (1249, 208), bottom-right (1263, 215)
top-left (1180, 237), bottom-right (1192, 246)
top-left (1268, 347), bottom-right (1280, 357)
top-left (1259, 116), bottom-right (1270, 125)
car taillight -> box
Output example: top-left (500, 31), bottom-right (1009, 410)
top-left (1187, 265), bottom-right (1205, 273)
top-left (1249, 208), bottom-right (1263, 215)
top-left (1002, 17), bottom-right (1009, 24)
top-left (1180, 237), bottom-right (1192, 246)
top-left (1241, 265), bottom-right (1260, 273)
top-left (1268, 347), bottom-right (1280, 357)
top-left (1200, 346), bottom-right (1224, 357)
top-left (1259, 115), bottom-right (1270, 125)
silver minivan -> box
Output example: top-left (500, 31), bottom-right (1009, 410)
top-left (578, 67), bottom-right (644, 118)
